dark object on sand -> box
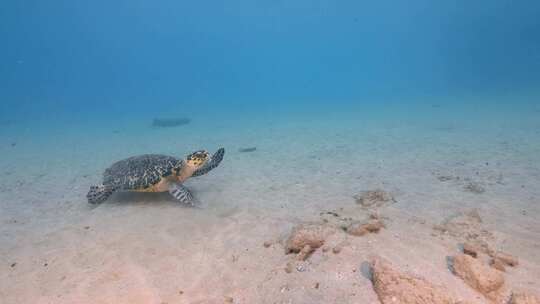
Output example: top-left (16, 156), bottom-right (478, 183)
top-left (239, 147), bottom-right (257, 153)
top-left (436, 175), bottom-right (454, 182)
top-left (464, 182), bottom-right (485, 194)
top-left (152, 118), bottom-right (191, 127)
top-left (320, 211), bottom-right (339, 217)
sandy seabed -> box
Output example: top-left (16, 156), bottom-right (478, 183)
top-left (1, 104), bottom-right (539, 303)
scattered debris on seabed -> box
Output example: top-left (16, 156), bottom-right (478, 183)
top-left (353, 189), bottom-right (396, 208)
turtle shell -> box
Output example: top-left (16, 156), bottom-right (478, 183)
top-left (103, 154), bottom-right (181, 190)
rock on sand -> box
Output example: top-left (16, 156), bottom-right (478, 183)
top-left (452, 254), bottom-right (506, 302)
top-left (370, 257), bottom-right (455, 304)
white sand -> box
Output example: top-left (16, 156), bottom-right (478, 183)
top-left (1, 101), bottom-right (539, 303)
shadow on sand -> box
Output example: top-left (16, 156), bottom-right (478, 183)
top-left (87, 191), bottom-right (200, 209)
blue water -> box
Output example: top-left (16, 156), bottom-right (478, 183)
top-left (2, 1), bottom-right (540, 124)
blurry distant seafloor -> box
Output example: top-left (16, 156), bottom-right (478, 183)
top-left (1, 97), bottom-right (540, 243)
top-left (0, 96), bottom-right (540, 302)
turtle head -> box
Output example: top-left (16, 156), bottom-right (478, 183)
top-left (171, 150), bottom-right (210, 181)
top-left (185, 150), bottom-right (210, 169)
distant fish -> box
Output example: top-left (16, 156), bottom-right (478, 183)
top-left (152, 118), bottom-right (191, 127)
top-left (238, 147), bottom-right (257, 153)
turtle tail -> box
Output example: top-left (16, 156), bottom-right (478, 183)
top-left (87, 184), bottom-right (115, 204)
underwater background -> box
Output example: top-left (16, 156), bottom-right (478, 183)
top-left (1, 1), bottom-right (540, 303)
top-left (2, 0), bottom-right (540, 123)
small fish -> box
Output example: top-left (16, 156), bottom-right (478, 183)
top-left (238, 147), bottom-right (257, 153)
top-left (152, 118), bottom-right (191, 127)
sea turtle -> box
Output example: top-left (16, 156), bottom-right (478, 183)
top-left (86, 148), bottom-right (225, 205)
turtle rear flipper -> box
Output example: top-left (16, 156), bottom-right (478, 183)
top-left (191, 148), bottom-right (225, 177)
top-left (169, 183), bottom-right (194, 205)
top-left (87, 184), bottom-right (115, 204)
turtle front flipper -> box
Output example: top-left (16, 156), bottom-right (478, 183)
top-left (168, 183), bottom-right (194, 205)
top-left (191, 148), bottom-right (225, 177)
top-left (87, 184), bottom-right (116, 204)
